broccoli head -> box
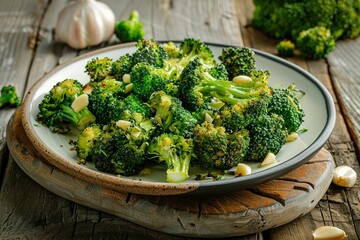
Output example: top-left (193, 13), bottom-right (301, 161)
top-left (245, 112), bottom-right (287, 162)
top-left (268, 85), bottom-right (305, 133)
top-left (276, 40), bottom-right (295, 57)
top-left (111, 53), bottom-right (135, 81)
top-left (296, 26), bottom-right (336, 59)
top-left (193, 121), bottom-right (250, 170)
top-left (149, 91), bottom-right (197, 138)
top-left (87, 79), bottom-right (126, 124)
top-left (88, 120), bottom-right (155, 176)
top-left (218, 46), bottom-right (256, 79)
top-left (76, 124), bottom-right (103, 160)
top-left (132, 39), bottom-right (169, 68)
top-left (0, 85), bottom-right (21, 109)
top-left (37, 79), bottom-right (96, 133)
top-left (85, 57), bottom-right (114, 83)
top-left (179, 58), bottom-right (270, 111)
top-left (177, 38), bottom-right (216, 68)
top-left (115, 10), bottom-right (145, 43)
top-left (147, 133), bottom-right (194, 183)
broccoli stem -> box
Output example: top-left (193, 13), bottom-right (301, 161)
top-left (59, 105), bottom-right (95, 130)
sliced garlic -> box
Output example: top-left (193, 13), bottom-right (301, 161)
top-left (286, 132), bottom-right (298, 142)
top-left (232, 75), bottom-right (252, 84)
top-left (131, 126), bottom-right (142, 139)
top-left (312, 226), bottom-right (347, 240)
top-left (261, 152), bottom-right (277, 167)
top-left (71, 94), bottom-right (89, 112)
top-left (116, 120), bottom-right (132, 131)
top-left (332, 165), bottom-right (357, 188)
top-left (204, 113), bottom-right (213, 123)
top-left (236, 163), bottom-right (251, 176)
top-left (125, 83), bottom-right (133, 93)
top-left (122, 73), bottom-right (131, 83)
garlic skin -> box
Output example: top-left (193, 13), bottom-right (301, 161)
top-left (55, 0), bottom-right (116, 49)
top-left (332, 165), bottom-right (357, 188)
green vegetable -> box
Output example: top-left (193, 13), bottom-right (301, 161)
top-left (252, 0), bottom-right (360, 58)
top-left (37, 79), bottom-right (96, 133)
top-left (147, 133), bottom-right (194, 183)
top-left (115, 10), bottom-right (145, 43)
top-left (276, 40), bottom-right (295, 57)
top-left (0, 85), bottom-right (21, 109)
top-left (296, 26), bottom-right (336, 60)
top-left (193, 121), bottom-right (250, 170)
top-left (38, 38), bottom-right (306, 183)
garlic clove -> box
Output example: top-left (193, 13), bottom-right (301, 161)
top-left (261, 152), bottom-right (277, 167)
top-left (232, 75), bottom-right (252, 84)
top-left (116, 120), bottom-right (132, 131)
top-left (71, 94), bottom-right (89, 112)
top-left (312, 226), bottom-right (347, 240)
top-left (286, 132), bottom-right (299, 142)
top-left (236, 163), bottom-right (251, 177)
top-left (332, 165), bottom-right (357, 188)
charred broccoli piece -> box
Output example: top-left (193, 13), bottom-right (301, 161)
top-left (115, 10), bottom-right (145, 43)
top-left (193, 122), bottom-right (250, 170)
top-left (276, 40), bottom-right (296, 57)
top-left (85, 57), bottom-right (114, 83)
top-left (132, 39), bottom-right (169, 68)
top-left (37, 79), bottom-right (96, 133)
top-left (245, 112), bottom-right (287, 162)
top-left (76, 124), bottom-right (103, 160)
top-left (177, 38), bottom-right (216, 68)
top-left (147, 133), bottom-right (194, 183)
top-left (296, 26), bottom-right (336, 60)
top-left (149, 91), bottom-right (197, 138)
top-left (111, 53), bottom-right (135, 81)
top-left (268, 85), bottom-right (305, 133)
top-left (0, 85), bottom-right (21, 109)
top-left (218, 46), bottom-right (256, 79)
top-left (88, 119), bottom-right (155, 176)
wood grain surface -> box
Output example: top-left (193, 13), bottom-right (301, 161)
top-left (0, 0), bottom-right (359, 239)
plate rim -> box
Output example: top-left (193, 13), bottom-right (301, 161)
top-left (21, 42), bottom-right (336, 195)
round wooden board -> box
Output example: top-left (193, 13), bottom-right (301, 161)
top-left (6, 109), bottom-right (334, 238)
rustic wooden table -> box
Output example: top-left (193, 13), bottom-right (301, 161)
top-left (1, 0), bottom-right (359, 239)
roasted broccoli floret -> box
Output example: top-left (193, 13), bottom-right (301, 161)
top-left (245, 112), bottom-right (287, 162)
top-left (149, 91), bottom-right (197, 138)
top-left (218, 46), bottom-right (256, 79)
top-left (132, 39), bottom-right (169, 68)
top-left (179, 58), bottom-right (270, 111)
top-left (111, 53), bottom-right (135, 81)
top-left (130, 60), bottom-right (183, 100)
top-left (162, 41), bottom-right (181, 58)
top-left (88, 120), bottom-right (155, 176)
top-left (115, 10), bottom-right (145, 43)
top-left (37, 79), bottom-right (96, 133)
top-left (76, 124), bottom-right (103, 160)
top-left (87, 79), bottom-right (126, 124)
top-left (0, 85), bottom-right (21, 109)
top-left (177, 38), bottom-right (216, 68)
top-left (296, 26), bottom-right (336, 60)
top-left (268, 85), bottom-right (305, 133)
top-left (147, 133), bottom-right (194, 183)
top-left (85, 57), bottom-right (114, 83)
top-left (276, 40), bottom-right (295, 57)
top-left (193, 122), bottom-right (250, 170)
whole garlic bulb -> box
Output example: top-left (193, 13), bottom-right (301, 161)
top-left (55, 0), bottom-right (116, 49)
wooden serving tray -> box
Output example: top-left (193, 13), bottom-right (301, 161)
top-left (6, 109), bottom-right (334, 238)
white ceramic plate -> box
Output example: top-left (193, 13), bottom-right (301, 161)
top-left (21, 42), bottom-right (336, 195)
